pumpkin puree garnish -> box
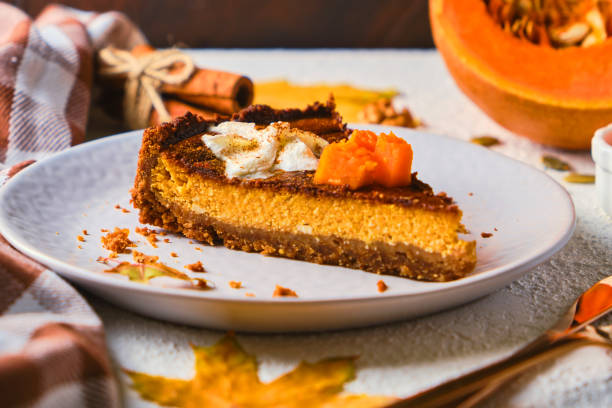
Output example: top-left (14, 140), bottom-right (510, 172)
top-left (314, 129), bottom-right (413, 190)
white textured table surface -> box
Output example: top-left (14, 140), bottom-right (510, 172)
top-left (87, 50), bottom-right (612, 407)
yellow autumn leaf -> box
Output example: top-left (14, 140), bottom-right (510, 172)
top-left (254, 80), bottom-right (398, 122)
top-left (126, 334), bottom-right (396, 408)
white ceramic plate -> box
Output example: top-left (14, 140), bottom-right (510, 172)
top-left (0, 125), bottom-right (575, 332)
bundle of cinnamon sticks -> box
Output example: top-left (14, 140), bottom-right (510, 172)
top-left (96, 45), bottom-right (254, 128)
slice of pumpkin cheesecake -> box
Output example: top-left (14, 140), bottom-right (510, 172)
top-left (132, 103), bottom-right (476, 282)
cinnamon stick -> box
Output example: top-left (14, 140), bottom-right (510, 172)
top-left (132, 45), bottom-right (254, 115)
top-left (97, 45), bottom-right (253, 127)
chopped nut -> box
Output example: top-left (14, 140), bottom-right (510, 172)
top-left (357, 98), bottom-right (418, 128)
top-left (481, 232), bottom-right (493, 238)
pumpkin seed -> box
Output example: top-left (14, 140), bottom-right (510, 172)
top-left (549, 21), bottom-right (590, 46)
top-left (564, 173), bottom-right (595, 183)
top-left (471, 135), bottom-right (501, 147)
top-left (542, 155), bottom-right (572, 171)
top-left (485, 0), bottom-right (611, 48)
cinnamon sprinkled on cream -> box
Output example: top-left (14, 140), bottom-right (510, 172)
top-left (202, 121), bottom-right (326, 179)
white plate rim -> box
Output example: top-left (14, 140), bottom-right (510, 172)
top-left (0, 126), bottom-right (576, 305)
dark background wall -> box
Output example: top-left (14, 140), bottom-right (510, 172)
top-left (10, 0), bottom-right (434, 48)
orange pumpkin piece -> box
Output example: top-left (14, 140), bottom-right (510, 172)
top-left (352, 129), bottom-right (378, 150)
top-left (314, 140), bottom-right (377, 189)
top-left (373, 132), bottom-right (413, 187)
top-left (314, 129), bottom-right (413, 189)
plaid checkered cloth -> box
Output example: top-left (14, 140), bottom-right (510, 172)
top-left (0, 4), bottom-right (146, 407)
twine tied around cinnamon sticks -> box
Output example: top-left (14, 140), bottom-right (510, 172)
top-left (98, 47), bottom-right (195, 129)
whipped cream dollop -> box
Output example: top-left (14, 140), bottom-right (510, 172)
top-left (202, 121), bottom-right (328, 179)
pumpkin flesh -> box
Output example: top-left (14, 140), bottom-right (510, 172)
top-left (430, 0), bottom-right (612, 149)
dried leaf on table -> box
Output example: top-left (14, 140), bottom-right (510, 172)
top-left (255, 80), bottom-right (398, 122)
top-left (126, 334), bottom-right (396, 407)
top-left (97, 258), bottom-right (209, 289)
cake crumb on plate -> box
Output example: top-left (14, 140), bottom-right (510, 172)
top-left (229, 281), bottom-right (242, 289)
top-left (273, 285), bottom-right (297, 297)
top-left (185, 261), bottom-right (205, 272)
top-left (377, 280), bottom-right (388, 293)
top-left (132, 250), bottom-right (159, 264)
top-left (135, 226), bottom-right (159, 248)
top-left (101, 228), bottom-right (134, 254)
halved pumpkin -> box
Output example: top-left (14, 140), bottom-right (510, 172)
top-left (430, 0), bottom-right (612, 149)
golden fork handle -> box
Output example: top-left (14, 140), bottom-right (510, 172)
top-left (456, 325), bottom-right (612, 408)
top-left (385, 330), bottom-right (612, 408)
